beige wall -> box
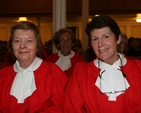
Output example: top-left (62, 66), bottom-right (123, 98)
top-left (117, 21), bottom-right (141, 38)
top-left (0, 23), bottom-right (53, 45)
top-left (0, 18), bottom-right (141, 46)
top-left (40, 23), bottom-right (52, 45)
top-left (131, 25), bottom-right (141, 38)
top-left (0, 24), bottom-right (13, 41)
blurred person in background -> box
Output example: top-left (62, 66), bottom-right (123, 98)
top-left (117, 32), bottom-right (128, 55)
top-left (127, 37), bottom-right (141, 56)
top-left (44, 39), bottom-right (53, 55)
top-left (83, 38), bottom-right (96, 62)
top-left (73, 38), bottom-right (84, 56)
top-left (46, 28), bottom-right (85, 78)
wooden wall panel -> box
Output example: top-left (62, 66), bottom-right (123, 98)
top-left (125, 0), bottom-right (140, 7)
top-left (67, 0), bottom-right (77, 11)
top-left (67, 0), bottom-right (82, 12)
top-left (0, 0), bottom-right (51, 14)
top-left (89, 0), bottom-right (141, 14)
top-left (0, 0), bottom-right (7, 12)
top-left (0, 0), bottom-right (141, 15)
top-left (76, 0), bottom-right (82, 12)
top-left (21, 0), bottom-right (34, 11)
top-left (131, 25), bottom-right (141, 38)
top-left (0, 28), bottom-right (8, 41)
top-left (34, 0), bottom-right (52, 11)
top-left (40, 27), bottom-right (52, 44)
top-left (119, 25), bottom-right (126, 33)
top-left (5, 0), bottom-right (21, 12)
top-left (89, 0), bottom-right (108, 10)
top-left (108, 0), bottom-right (123, 9)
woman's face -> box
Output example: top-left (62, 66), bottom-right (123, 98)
top-left (58, 32), bottom-right (73, 56)
top-left (12, 29), bottom-right (37, 68)
top-left (90, 27), bottom-right (121, 64)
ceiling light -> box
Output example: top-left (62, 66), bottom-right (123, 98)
top-left (136, 13), bottom-right (141, 23)
top-left (88, 17), bottom-right (92, 22)
top-left (136, 18), bottom-right (141, 22)
top-left (19, 17), bottom-right (27, 21)
top-left (95, 14), bottom-right (99, 17)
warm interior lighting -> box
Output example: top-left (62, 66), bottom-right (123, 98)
top-left (136, 18), bottom-right (141, 22)
top-left (95, 14), bottom-right (99, 17)
top-left (136, 13), bottom-right (141, 23)
top-left (88, 17), bottom-right (92, 22)
top-left (88, 15), bottom-right (100, 22)
top-left (19, 17), bottom-right (27, 21)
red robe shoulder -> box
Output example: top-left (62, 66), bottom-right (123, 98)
top-left (63, 59), bottom-right (141, 113)
top-left (0, 60), bottom-right (68, 113)
top-left (46, 53), bottom-right (85, 78)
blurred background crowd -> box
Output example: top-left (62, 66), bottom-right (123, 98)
top-left (1, 33), bottom-right (141, 68)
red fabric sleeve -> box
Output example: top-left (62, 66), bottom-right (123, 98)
top-left (0, 61), bottom-right (68, 113)
top-left (132, 59), bottom-right (141, 112)
top-left (63, 62), bottom-right (87, 113)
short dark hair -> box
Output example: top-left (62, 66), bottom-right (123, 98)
top-left (85, 15), bottom-right (121, 41)
top-left (7, 21), bottom-right (43, 60)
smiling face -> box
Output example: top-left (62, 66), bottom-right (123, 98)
top-left (90, 27), bottom-right (121, 64)
top-left (12, 29), bottom-right (37, 68)
top-left (58, 32), bottom-right (73, 56)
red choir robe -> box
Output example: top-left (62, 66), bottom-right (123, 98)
top-left (63, 59), bottom-right (141, 113)
top-left (0, 61), bottom-right (68, 113)
top-left (46, 53), bottom-right (85, 78)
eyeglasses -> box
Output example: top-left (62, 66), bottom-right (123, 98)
top-left (59, 38), bottom-right (72, 43)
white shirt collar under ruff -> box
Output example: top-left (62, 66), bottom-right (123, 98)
top-left (55, 50), bottom-right (75, 71)
top-left (10, 57), bottom-right (42, 103)
top-left (94, 53), bottom-right (130, 101)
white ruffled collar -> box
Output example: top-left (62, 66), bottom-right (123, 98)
top-left (94, 53), bottom-right (130, 101)
top-left (55, 50), bottom-right (75, 71)
top-left (10, 57), bottom-right (42, 103)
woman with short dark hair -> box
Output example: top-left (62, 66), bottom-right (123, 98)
top-left (63, 15), bottom-right (141, 113)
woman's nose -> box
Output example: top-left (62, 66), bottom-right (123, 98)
top-left (98, 40), bottom-right (103, 47)
top-left (20, 41), bottom-right (26, 48)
